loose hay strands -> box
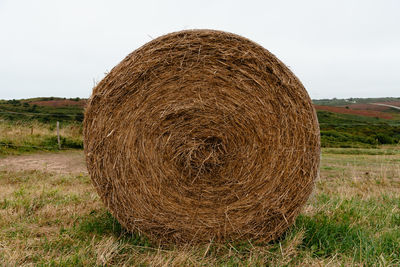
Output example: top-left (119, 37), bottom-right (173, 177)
top-left (84, 29), bottom-right (320, 244)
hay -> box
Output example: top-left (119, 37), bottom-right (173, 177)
top-left (84, 29), bottom-right (320, 244)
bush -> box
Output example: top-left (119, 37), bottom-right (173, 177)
top-left (40, 136), bottom-right (83, 149)
top-left (375, 133), bottom-right (394, 144)
top-left (62, 137), bottom-right (83, 149)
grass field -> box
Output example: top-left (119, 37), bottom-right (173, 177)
top-left (0, 147), bottom-right (399, 266)
top-left (0, 98), bottom-right (399, 265)
top-left (0, 120), bottom-right (83, 155)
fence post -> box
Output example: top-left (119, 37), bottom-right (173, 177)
top-left (57, 121), bottom-right (61, 150)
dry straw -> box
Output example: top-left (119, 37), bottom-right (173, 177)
top-left (84, 29), bottom-right (320, 244)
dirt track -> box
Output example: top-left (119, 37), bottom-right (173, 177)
top-left (0, 150), bottom-right (87, 174)
top-left (371, 103), bottom-right (400, 110)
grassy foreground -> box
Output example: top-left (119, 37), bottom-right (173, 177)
top-left (0, 148), bottom-right (399, 266)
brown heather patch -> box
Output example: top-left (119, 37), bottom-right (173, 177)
top-left (314, 104), bottom-right (393, 119)
top-left (30, 99), bottom-right (87, 108)
top-left (343, 103), bottom-right (391, 111)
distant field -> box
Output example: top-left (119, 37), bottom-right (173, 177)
top-left (30, 99), bottom-right (86, 108)
top-left (313, 97), bottom-right (400, 148)
top-left (341, 103), bottom-right (390, 111)
top-left (379, 101), bottom-right (400, 107)
top-left (314, 105), bottom-right (393, 119)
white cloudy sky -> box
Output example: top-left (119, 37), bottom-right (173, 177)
top-left (0, 0), bottom-right (399, 100)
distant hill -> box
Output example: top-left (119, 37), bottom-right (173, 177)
top-left (313, 97), bottom-right (400, 106)
top-left (0, 97), bottom-right (85, 123)
top-left (24, 97), bottom-right (87, 107)
top-left (313, 97), bottom-right (400, 121)
top-left (312, 97), bottom-right (400, 147)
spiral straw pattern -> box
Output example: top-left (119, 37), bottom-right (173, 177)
top-left (84, 29), bottom-right (320, 244)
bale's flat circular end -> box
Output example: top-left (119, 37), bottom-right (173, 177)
top-left (84, 29), bottom-right (320, 244)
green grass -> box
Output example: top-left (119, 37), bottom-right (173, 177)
top-left (297, 194), bottom-right (400, 264)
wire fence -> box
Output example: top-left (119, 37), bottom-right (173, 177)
top-left (0, 110), bottom-right (81, 150)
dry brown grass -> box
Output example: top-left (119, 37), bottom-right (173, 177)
top-left (317, 150), bottom-right (400, 198)
top-left (0, 148), bottom-right (399, 265)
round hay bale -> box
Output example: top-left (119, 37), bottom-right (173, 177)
top-left (84, 29), bottom-right (320, 244)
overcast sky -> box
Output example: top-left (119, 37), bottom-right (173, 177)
top-left (0, 0), bottom-right (399, 100)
